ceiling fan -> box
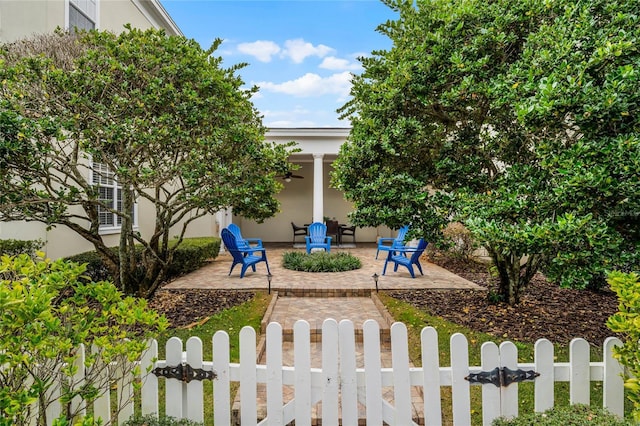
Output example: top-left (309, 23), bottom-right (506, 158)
top-left (279, 171), bottom-right (304, 182)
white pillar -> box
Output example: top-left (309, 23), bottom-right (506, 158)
top-left (216, 207), bottom-right (232, 252)
top-left (312, 153), bottom-right (324, 223)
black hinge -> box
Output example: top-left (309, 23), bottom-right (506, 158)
top-left (153, 364), bottom-right (217, 383)
top-left (465, 367), bottom-right (539, 387)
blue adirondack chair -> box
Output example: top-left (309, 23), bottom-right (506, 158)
top-left (305, 222), bottom-right (332, 253)
top-left (382, 239), bottom-right (428, 278)
top-left (376, 225), bottom-right (410, 259)
top-left (221, 228), bottom-right (270, 278)
top-left (227, 223), bottom-right (263, 255)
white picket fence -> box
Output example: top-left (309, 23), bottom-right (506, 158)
top-left (43, 319), bottom-right (625, 425)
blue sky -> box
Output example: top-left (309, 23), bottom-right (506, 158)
top-left (161, 1), bottom-right (398, 128)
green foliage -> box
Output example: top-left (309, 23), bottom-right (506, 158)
top-left (0, 239), bottom-right (43, 257)
top-left (124, 415), bottom-right (203, 426)
top-left (282, 251), bottom-right (362, 272)
top-left (65, 237), bottom-right (220, 283)
top-left (0, 254), bottom-right (168, 425)
top-left (492, 404), bottom-right (632, 426)
top-left (0, 29), bottom-right (293, 297)
top-left (606, 271), bottom-right (640, 422)
top-left (334, 0), bottom-right (640, 304)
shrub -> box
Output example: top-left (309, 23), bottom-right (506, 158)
top-left (0, 239), bottom-right (43, 257)
top-left (442, 222), bottom-right (477, 260)
top-left (65, 237), bottom-right (220, 284)
top-left (606, 270), bottom-right (640, 422)
top-left (0, 254), bottom-right (167, 425)
top-left (124, 415), bottom-right (203, 426)
top-left (282, 251), bottom-right (361, 272)
top-left (492, 404), bottom-right (632, 425)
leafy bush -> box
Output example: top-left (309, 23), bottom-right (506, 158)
top-left (492, 404), bottom-right (632, 425)
top-left (0, 254), bottom-right (167, 425)
top-left (65, 237), bottom-right (220, 285)
top-left (282, 251), bottom-right (361, 272)
top-left (124, 415), bottom-right (203, 426)
top-left (606, 271), bottom-right (640, 422)
top-left (0, 239), bottom-right (43, 257)
top-left (442, 222), bottom-right (477, 260)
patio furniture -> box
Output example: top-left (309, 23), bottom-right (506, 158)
top-left (221, 228), bottom-right (270, 278)
top-left (305, 221), bottom-right (332, 253)
top-left (227, 223), bottom-right (263, 253)
top-left (325, 220), bottom-right (341, 245)
top-left (339, 224), bottom-right (356, 245)
top-left (382, 239), bottom-right (428, 278)
top-left (376, 225), bottom-right (410, 259)
top-left (291, 222), bottom-right (308, 245)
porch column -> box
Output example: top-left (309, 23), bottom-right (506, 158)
top-left (312, 153), bottom-right (324, 223)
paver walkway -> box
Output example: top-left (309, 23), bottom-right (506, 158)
top-left (165, 243), bottom-right (483, 424)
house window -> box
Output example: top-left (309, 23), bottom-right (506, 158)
top-left (91, 162), bottom-right (137, 232)
top-left (68, 0), bottom-right (97, 31)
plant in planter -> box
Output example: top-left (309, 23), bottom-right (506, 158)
top-left (282, 251), bottom-right (361, 272)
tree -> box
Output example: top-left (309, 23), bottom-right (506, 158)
top-left (334, 0), bottom-right (639, 305)
top-left (0, 254), bottom-right (167, 425)
top-left (0, 29), bottom-right (293, 297)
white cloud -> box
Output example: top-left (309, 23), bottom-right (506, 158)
top-left (256, 72), bottom-right (352, 98)
top-left (237, 40), bottom-right (281, 62)
top-left (282, 38), bottom-right (334, 63)
top-left (319, 56), bottom-right (361, 71)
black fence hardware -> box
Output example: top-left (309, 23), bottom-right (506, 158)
top-left (153, 364), bottom-right (217, 383)
top-left (465, 367), bottom-right (539, 388)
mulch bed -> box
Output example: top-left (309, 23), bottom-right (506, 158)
top-left (149, 254), bottom-right (621, 346)
top-left (387, 254), bottom-right (621, 346)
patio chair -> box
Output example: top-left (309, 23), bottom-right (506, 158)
top-left (376, 225), bottom-right (410, 259)
top-left (221, 228), bottom-right (270, 278)
top-left (325, 220), bottom-right (340, 245)
top-left (305, 221), bottom-right (332, 253)
top-left (382, 239), bottom-right (428, 278)
top-left (227, 223), bottom-right (263, 253)
top-left (339, 224), bottom-right (356, 245)
top-left (291, 222), bottom-right (308, 245)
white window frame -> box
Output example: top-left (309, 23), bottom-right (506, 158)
top-left (90, 161), bottom-right (138, 235)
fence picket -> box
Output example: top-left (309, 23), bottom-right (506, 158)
top-left (480, 341), bottom-right (500, 426)
top-left (45, 364), bottom-right (61, 426)
top-left (265, 322), bottom-right (284, 425)
top-left (534, 339), bottom-right (554, 413)
top-left (165, 337), bottom-right (184, 419)
top-left (499, 341), bottom-right (519, 420)
top-left (390, 322), bottom-right (413, 425)
top-left (92, 344), bottom-right (111, 423)
top-left (71, 344), bottom-right (86, 419)
top-left (570, 338), bottom-right (590, 405)
top-left (140, 339), bottom-right (159, 417)
top-left (186, 337), bottom-right (204, 423)
top-left (421, 326), bottom-right (442, 426)
top-left (322, 319), bottom-right (340, 423)
top-left (116, 356), bottom-right (134, 424)
top-left (294, 320), bottom-right (312, 426)
top-left (363, 319), bottom-right (383, 425)
top-left (240, 326), bottom-right (258, 426)
top-left (450, 333), bottom-right (471, 426)
top-left (339, 319), bottom-right (359, 425)
top-left (213, 331), bottom-right (231, 425)
top-left (604, 337), bottom-right (624, 417)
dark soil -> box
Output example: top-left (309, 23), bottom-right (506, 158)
top-left (387, 254), bottom-right (620, 346)
top-left (149, 255), bottom-right (620, 346)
